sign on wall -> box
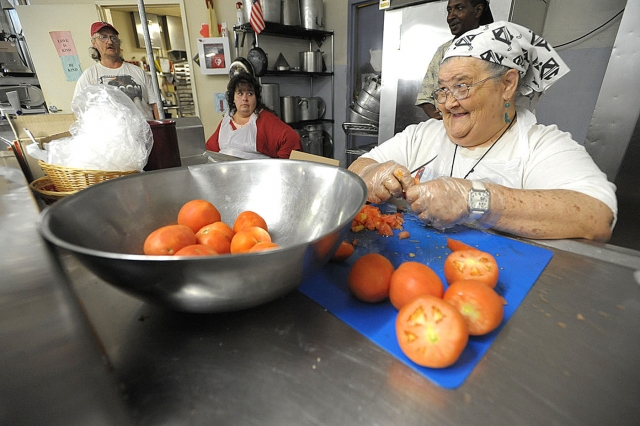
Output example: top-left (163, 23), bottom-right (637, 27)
top-left (49, 31), bottom-right (83, 82)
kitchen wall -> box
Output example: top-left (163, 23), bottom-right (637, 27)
top-left (26, 0), bottom-right (347, 150)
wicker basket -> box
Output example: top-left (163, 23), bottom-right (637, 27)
top-left (38, 160), bottom-right (138, 192)
top-left (29, 176), bottom-right (77, 205)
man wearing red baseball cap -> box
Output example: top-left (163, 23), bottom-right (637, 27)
top-left (73, 21), bottom-right (159, 119)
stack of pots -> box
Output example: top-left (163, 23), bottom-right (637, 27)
top-left (243, 0), bottom-right (324, 29)
top-left (349, 75), bottom-right (381, 126)
top-left (244, 0), bottom-right (281, 23)
top-left (261, 83), bottom-right (281, 118)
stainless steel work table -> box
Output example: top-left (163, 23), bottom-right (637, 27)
top-left (2, 170), bottom-right (639, 425)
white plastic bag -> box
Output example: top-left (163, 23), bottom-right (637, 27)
top-left (46, 85), bottom-right (153, 171)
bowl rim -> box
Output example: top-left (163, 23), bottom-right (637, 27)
top-left (37, 159), bottom-right (368, 262)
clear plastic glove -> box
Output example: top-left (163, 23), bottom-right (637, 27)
top-left (357, 160), bottom-right (415, 204)
top-left (405, 177), bottom-right (476, 230)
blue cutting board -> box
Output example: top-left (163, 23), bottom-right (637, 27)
top-left (298, 206), bottom-right (554, 389)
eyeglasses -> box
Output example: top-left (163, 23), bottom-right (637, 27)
top-left (93, 34), bottom-right (120, 44)
top-left (432, 73), bottom-right (503, 104)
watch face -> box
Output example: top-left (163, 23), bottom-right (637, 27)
top-left (469, 190), bottom-right (490, 211)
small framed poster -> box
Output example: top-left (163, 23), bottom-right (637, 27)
top-left (197, 37), bottom-right (231, 75)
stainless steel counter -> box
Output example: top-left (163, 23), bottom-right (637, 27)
top-left (2, 169), bottom-right (639, 425)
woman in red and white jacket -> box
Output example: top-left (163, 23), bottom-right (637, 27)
top-left (206, 73), bottom-right (301, 159)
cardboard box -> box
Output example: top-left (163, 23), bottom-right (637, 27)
top-left (7, 113), bottom-right (76, 180)
top-left (289, 150), bottom-right (340, 167)
top-left (8, 114), bottom-right (75, 146)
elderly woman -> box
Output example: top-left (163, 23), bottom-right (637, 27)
top-left (348, 21), bottom-right (617, 242)
top-left (206, 73), bottom-right (301, 159)
top-left (416, 0), bottom-right (494, 119)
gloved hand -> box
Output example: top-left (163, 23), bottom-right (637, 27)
top-left (357, 160), bottom-right (415, 204)
top-left (405, 177), bottom-right (481, 230)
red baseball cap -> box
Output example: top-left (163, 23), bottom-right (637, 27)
top-left (90, 21), bottom-right (119, 36)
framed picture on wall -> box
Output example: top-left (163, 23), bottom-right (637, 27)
top-left (197, 37), bottom-right (231, 75)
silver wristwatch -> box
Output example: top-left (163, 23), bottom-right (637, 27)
top-left (468, 181), bottom-right (490, 221)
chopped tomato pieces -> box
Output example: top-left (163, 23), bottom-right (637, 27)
top-left (446, 237), bottom-right (476, 252)
top-left (351, 204), bottom-right (404, 236)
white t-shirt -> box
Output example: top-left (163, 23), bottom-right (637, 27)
top-left (362, 107), bottom-right (617, 218)
top-left (73, 62), bottom-right (158, 119)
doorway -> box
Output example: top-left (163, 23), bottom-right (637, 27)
top-left (345, 0), bottom-right (385, 166)
top-left (98, 2), bottom-right (197, 118)
top-left (14, 1), bottom-right (197, 118)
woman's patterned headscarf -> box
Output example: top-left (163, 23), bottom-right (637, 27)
top-left (442, 21), bottom-right (570, 98)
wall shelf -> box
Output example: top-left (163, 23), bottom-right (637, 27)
top-left (233, 22), bottom-right (335, 159)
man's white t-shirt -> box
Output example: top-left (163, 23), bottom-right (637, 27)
top-left (73, 62), bottom-right (158, 119)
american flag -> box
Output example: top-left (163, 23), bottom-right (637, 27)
top-left (250, 0), bottom-right (265, 34)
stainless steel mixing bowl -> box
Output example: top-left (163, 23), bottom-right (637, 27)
top-left (38, 160), bottom-right (367, 313)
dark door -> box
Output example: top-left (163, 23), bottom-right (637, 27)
top-left (346, 0), bottom-right (385, 164)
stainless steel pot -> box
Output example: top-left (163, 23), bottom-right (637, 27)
top-left (352, 102), bottom-right (379, 122)
top-left (349, 105), bottom-right (378, 125)
top-left (281, 95), bottom-right (300, 123)
top-left (298, 97), bottom-right (325, 121)
top-left (301, 125), bottom-right (332, 157)
top-left (244, 0), bottom-right (281, 23)
top-left (362, 75), bottom-right (382, 99)
top-left (299, 50), bottom-right (323, 73)
top-left (283, 0), bottom-right (301, 26)
top-left (355, 89), bottom-right (380, 113)
top-left (301, 0), bottom-right (324, 30)
top-left (261, 83), bottom-right (280, 118)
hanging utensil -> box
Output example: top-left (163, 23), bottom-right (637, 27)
top-left (205, 0), bottom-right (220, 37)
top-left (229, 57), bottom-right (255, 78)
top-left (247, 36), bottom-right (268, 77)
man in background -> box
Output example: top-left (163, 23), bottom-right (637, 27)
top-left (415, 0), bottom-right (493, 120)
top-left (73, 21), bottom-right (159, 119)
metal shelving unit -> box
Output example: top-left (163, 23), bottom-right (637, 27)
top-left (233, 23), bottom-right (335, 158)
top-left (173, 62), bottom-right (195, 117)
top-left (343, 122), bottom-right (378, 166)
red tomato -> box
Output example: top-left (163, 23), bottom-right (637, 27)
top-left (230, 226), bottom-right (272, 254)
top-left (248, 241), bottom-right (280, 252)
top-left (398, 231), bottom-right (410, 240)
top-left (196, 229), bottom-right (231, 255)
top-left (330, 240), bottom-right (355, 262)
top-left (389, 262), bottom-right (444, 310)
top-left (443, 249), bottom-right (499, 288)
top-left (177, 199), bottom-right (221, 233)
top-left (446, 237), bottom-right (476, 252)
top-left (396, 295), bottom-right (469, 368)
top-left (347, 253), bottom-right (395, 303)
top-left (143, 224), bottom-right (197, 255)
top-left (443, 280), bottom-right (504, 336)
top-left (233, 210), bottom-right (268, 233)
top-left (174, 244), bottom-right (219, 257)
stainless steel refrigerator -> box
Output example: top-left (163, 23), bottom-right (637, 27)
top-left (377, 0), bottom-right (545, 142)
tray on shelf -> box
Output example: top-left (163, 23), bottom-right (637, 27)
top-left (233, 23), bottom-right (333, 45)
top-left (342, 122), bottom-right (379, 136)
